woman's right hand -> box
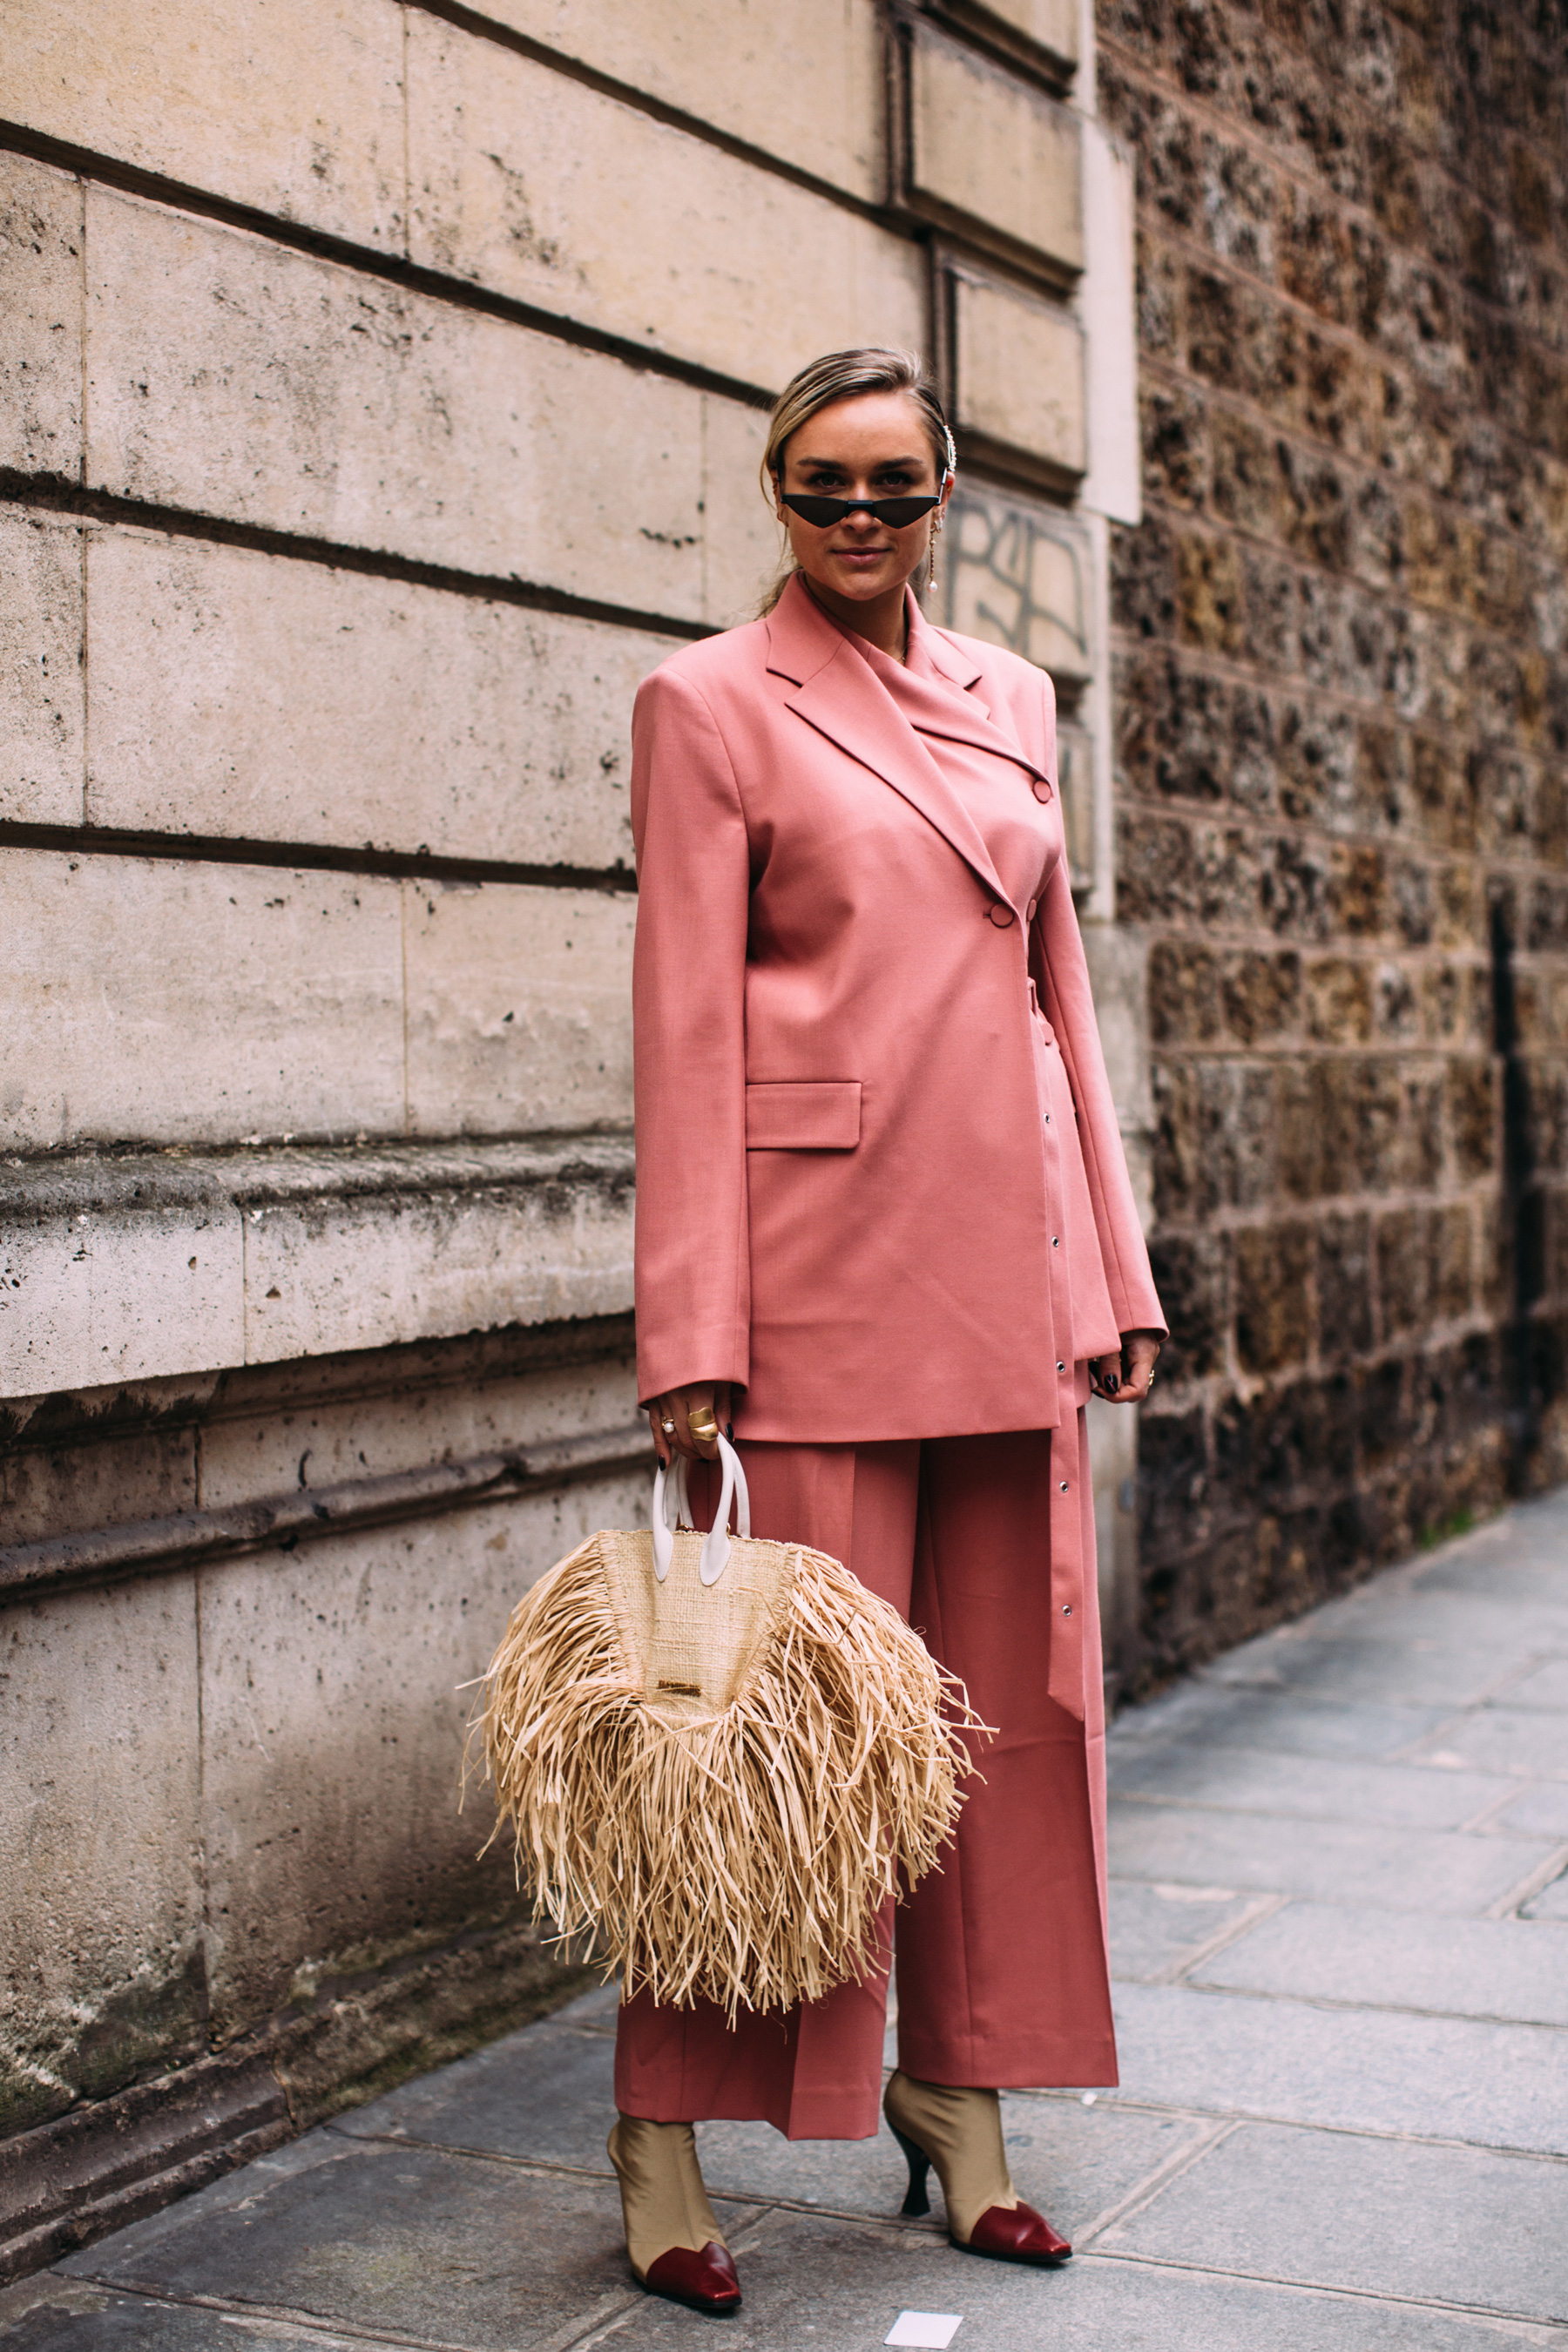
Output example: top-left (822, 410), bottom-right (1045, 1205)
top-left (647, 1382), bottom-right (730, 1464)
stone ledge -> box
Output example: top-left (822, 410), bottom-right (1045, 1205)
top-left (0, 2050), bottom-right (290, 2288)
top-left (921, 0), bottom-right (1079, 91)
top-left (0, 1136), bottom-right (636, 1399)
top-left (0, 1421), bottom-right (652, 1603)
top-left (0, 1922), bottom-right (587, 2287)
top-left (0, 1132), bottom-right (637, 1218)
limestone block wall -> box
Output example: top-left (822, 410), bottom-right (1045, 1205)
top-left (0, 0), bottom-right (1139, 2275)
top-left (1098, 0), bottom-right (1568, 1680)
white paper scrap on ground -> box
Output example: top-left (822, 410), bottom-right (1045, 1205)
top-left (885, 2315), bottom-right (963, 2349)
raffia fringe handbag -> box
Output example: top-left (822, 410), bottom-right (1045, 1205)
top-left (474, 1434), bottom-right (987, 2021)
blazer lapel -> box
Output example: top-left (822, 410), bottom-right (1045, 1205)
top-left (765, 580), bottom-right (1013, 908)
top-left (914, 609), bottom-right (1052, 785)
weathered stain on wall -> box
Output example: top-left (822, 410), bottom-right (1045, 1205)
top-left (1099, 0), bottom-right (1568, 1679)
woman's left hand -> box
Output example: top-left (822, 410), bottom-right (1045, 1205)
top-left (1090, 1330), bottom-right (1162, 1403)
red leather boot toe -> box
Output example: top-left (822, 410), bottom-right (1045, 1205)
top-left (964, 2203), bottom-right (1072, 2267)
top-left (641, 2240), bottom-right (743, 2314)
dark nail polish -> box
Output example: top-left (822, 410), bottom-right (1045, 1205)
top-left (1104, 1374), bottom-right (1120, 1395)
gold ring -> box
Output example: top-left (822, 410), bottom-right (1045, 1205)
top-left (686, 1406), bottom-right (719, 1439)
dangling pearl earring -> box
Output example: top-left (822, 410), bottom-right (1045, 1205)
top-left (927, 510), bottom-right (943, 592)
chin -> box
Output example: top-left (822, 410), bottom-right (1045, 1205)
top-left (827, 565), bottom-right (900, 599)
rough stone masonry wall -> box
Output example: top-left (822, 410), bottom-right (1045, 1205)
top-left (1098, 0), bottom-right (1568, 1680)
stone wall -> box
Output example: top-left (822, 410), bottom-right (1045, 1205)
top-left (1098, 0), bottom-right (1568, 1680)
top-left (0, 0), bottom-right (1139, 2274)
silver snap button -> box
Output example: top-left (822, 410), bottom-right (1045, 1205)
top-left (1056, 1360), bottom-right (1065, 1373)
top-left (1058, 1479), bottom-right (1069, 1492)
top-left (1051, 1236), bottom-right (1059, 1247)
top-left (1062, 1604), bottom-right (1072, 1616)
top-left (1044, 1112), bottom-right (1051, 1125)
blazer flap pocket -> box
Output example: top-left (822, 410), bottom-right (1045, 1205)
top-left (746, 1080), bottom-right (862, 1150)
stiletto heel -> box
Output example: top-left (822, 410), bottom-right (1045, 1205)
top-left (883, 2071), bottom-right (1071, 2268)
top-left (891, 2124), bottom-right (932, 2217)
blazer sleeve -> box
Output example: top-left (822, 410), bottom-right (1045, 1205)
top-left (630, 663), bottom-right (754, 1404)
top-left (1029, 679), bottom-right (1167, 1342)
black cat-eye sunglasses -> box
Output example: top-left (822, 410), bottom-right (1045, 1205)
top-left (780, 491), bottom-right (944, 529)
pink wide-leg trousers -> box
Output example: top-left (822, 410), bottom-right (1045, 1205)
top-left (612, 1424), bottom-right (1118, 2141)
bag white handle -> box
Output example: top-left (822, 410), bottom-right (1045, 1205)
top-left (650, 1451), bottom-right (694, 1581)
top-left (700, 1432), bottom-right (751, 1585)
top-left (650, 1432), bottom-right (750, 1585)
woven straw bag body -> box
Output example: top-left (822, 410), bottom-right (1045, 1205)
top-left (477, 1437), bottom-right (983, 2019)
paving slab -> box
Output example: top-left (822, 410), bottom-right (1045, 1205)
top-left (6, 2255), bottom-right (1563, 2352)
top-left (1406, 1707), bottom-right (1568, 1781)
top-left (1521, 1863), bottom-right (1568, 1921)
top-left (339, 1992), bottom-right (1207, 2243)
top-left (1202, 1633), bottom-right (1527, 1708)
top-left (1107, 1878), bottom-right (1267, 1981)
top-left (1100, 2119), bottom-right (1568, 2323)
top-left (0, 2286), bottom-right (384, 2350)
top-left (335, 1998), bottom-right (620, 2171)
top-left (698, 2093), bottom-right (1208, 2242)
top-left (1416, 1538), bottom-right (1568, 1593)
top-left (1301, 1583), bottom-right (1568, 1653)
top-left (1188, 1899), bottom-right (1568, 2025)
top-left (1107, 1741), bottom-right (1515, 1828)
top-left (58, 2131), bottom-right (700, 2351)
top-left (1109, 1681), bottom-right (1455, 1759)
top-left (1109, 1798), bottom-right (1554, 1914)
top-left (1498, 1783), bottom-right (1568, 1838)
top-left (578, 2207), bottom-right (1564, 2351)
top-left (1506, 1659), bottom-right (1568, 1711)
top-left (1108, 1984), bottom-right (1568, 2153)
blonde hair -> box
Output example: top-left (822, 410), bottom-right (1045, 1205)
top-left (756, 348), bottom-right (956, 615)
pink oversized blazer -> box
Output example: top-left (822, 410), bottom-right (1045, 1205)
top-left (631, 573), bottom-right (1164, 1443)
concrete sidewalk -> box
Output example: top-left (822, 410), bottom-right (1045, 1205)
top-left (4, 1490), bottom-right (1565, 2350)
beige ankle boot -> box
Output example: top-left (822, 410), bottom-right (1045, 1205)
top-left (883, 2070), bottom-right (1071, 2266)
top-left (606, 2115), bottom-right (741, 2312)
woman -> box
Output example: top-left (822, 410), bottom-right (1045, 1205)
top-left (609, 348), bottom-right (1164, 2314)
